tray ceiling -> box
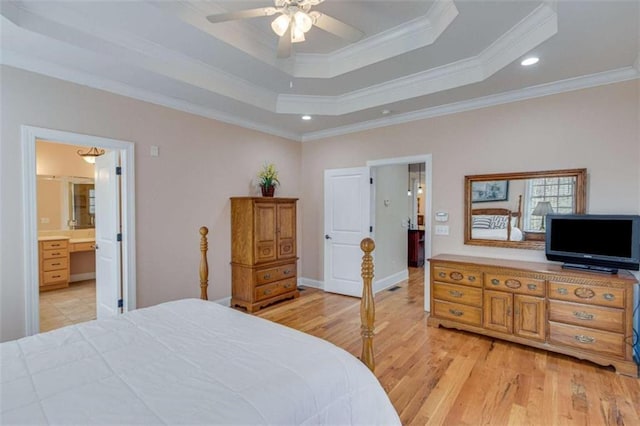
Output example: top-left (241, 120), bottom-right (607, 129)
top-left (1, 1), bottom-right (638, 141)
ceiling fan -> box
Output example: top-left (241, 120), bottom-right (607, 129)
top-left (206, 0), bottom-right (364, 58)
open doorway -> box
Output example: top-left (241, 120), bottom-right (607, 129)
top-left (21, 126), bottom-right (136, 336)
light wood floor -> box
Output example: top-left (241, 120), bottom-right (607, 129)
top-left (257, 267), bottom-right (640, 426)
top-left (39, 280), bottom-right (96, 332)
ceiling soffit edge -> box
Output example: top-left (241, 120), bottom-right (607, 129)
top-left (277, 2), bottom-right (558, 115)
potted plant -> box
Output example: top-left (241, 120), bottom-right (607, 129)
top-left (257, 162), bottom-right (280, 197)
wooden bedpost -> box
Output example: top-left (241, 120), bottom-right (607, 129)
top-left (200, 226), bottom-right (209, 300)
top-left (360, 238), bottom-right (375, 372)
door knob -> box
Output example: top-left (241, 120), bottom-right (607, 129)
top-left (325, 234), bottom-right (332, 240)
top-left (94, 244), bottom-right (99, 250)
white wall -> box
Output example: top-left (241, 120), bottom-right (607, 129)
top-left (373, 164), bottom-right (409, 281)
top-left (0, 66), bottom-right (301, 341)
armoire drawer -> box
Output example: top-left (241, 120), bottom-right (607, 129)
top-left (254, 278), bottom-right (297, 301)
top-left (255, 263), bottom-right (296, 285)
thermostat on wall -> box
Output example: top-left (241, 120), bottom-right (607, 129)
top-left (435, 212), bottom-right (449, 222)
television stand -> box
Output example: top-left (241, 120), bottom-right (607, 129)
top-left (562, 263), bottom-right (618, 274)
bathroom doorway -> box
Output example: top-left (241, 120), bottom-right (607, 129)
top-left (21, 126), bottom-right (136, 335)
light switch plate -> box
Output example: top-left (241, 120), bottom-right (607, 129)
top-left (150, 145), bottom-right (159, 157)
top-left (435, 225), bottom-right (449, 235)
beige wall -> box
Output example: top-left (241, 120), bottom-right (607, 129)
top-left (0, 66), bottom-right (301, 341)
top-left (300, 80), bottom-right (640, 281)
top-left (37, 140), bottom-right (95, 178)
top-left (36, 178), bottom-right (64, 231)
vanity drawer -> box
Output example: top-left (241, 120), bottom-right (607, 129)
top-left (549, 300), bottom-right (624, 333)
top-left (548, 281), bottom-right (624, 308)
top-left (433, 300), bottom-right (482, 326)
top-left (433, 267), bottom-right (481, 288)
top-left (42, 240), bottom-right (68, 250)
top-left (484, 273), bottom-right (545, 296)
top-left (70, 242), bottom-right (95, 252)
top-left (42, 249), bottom-right (68, 259)
top-left (42, 269), bottom-right (69, 285)
top-left (255, 263), bottom-right (296, 285)
top-left (549, 322), bottom-right (625, 358)
top-left (254, 278), bottom-right (297, 301)
top-left (43, 257), bottom-right (69, 272)
top-left (433, 282), bottom-right (482, 307)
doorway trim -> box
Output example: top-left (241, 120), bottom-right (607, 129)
top-left (367, 154), bottom-right (432, 312)
top-left (21, 125), bottom-right (136, 335)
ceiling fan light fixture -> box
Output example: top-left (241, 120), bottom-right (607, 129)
top-left (271, 14), bottom-right (291, 36)
top-left (292, 25), bottom-right (306, 43)
top-left (294, 11), bottom-right (313, 33)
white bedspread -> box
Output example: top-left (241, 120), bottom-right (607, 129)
top-left (471, 227), bottom-right (523, 241)
top-left (1, 299), bottom-right (400, 425)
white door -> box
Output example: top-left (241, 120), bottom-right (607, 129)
top-left (324, 167), bottom-right (371, 297)
top-left (94, 150), bottom-right (122, 319)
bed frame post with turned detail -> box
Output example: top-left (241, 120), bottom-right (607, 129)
top-left (360, 238), bottom-right (376, 372)
top-left (200, 226), bottom-right (209, 301)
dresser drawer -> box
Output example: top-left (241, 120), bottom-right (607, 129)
top-left (548, 281), bottom-right (624, 308)
top-left (433, 266), bottom-right (481, 288)
top-left (549, 300), bottom-right (624, 333)
top-left (255, 263), bottom-right (296, 285)
top-left (484, 273), bottom-right (545, 296)
top-left (43, 257), bottom-right (69, 272)
top-left (42, 240), bottom-right (68, 250)
top-left (254, 278), bottom-right (297, 301)
top-left (42, 249), bottom-right (68, 259)
top-left (433, 300), bottom-right (482, 326)
top-left (433, 282), bottom-right (482, 307)
top-left (42, 269), bottom-right (69, 285)
top-left (549, 322), bottom-right (625, 358)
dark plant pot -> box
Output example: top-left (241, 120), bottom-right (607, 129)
top-left (261, 185), bottom-right (275, 197)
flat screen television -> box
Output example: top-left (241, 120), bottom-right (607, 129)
top-left (545, 214), bottom-right (640, 273)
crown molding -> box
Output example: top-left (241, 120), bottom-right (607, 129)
top-left (292, 0), bottom-right (459, 78)
top-left (278, 2), bottom-right (558, 115)
top-left (301, 67), bottom-right (640, 142)
top-left (0, 50), bottom-right (301, 141)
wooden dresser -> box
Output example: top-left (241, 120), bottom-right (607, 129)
top-left (429, 254), bottom-right (639, 377)
top-left (39, 238), bottom-right (70, 291)
top-left (230, 197), bottom-right (299, 312)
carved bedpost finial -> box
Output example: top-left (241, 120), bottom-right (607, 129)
top-left (360, 237), bottom-right (375, 372)
top-left (200, 226), bottom-right (209, 301)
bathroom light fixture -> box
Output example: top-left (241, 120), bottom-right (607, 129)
top-left (417, 163), bottom-right (423, 195)
top-left (301, 115), bottom-right (312, 120)
top-left (77, 146), bottom-right (105, 164)
top-left (407, 164), bottom-right (412, 196)
top-left (521, 56), bottom-right (539, 66)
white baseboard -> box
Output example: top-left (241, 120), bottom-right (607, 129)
top-left (70, 272), bottom-right (96, 283)
top-left (373, 269), bottom-right (409, 293)
top-left (212, 296), bottom-right (231, 306)
top-left (298, 277), bottom-right (324, 290)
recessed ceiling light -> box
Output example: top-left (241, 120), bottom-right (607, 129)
top-left (301, 115), bottom-right (312, 120)
top-left (381, 109), bottom-right (391, 115)
top-left (521, 57), bottom-right (539, 66)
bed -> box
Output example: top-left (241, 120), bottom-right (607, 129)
top-left (471, 195), bottom-right (523, 241)
top-left (1, 228), bottom-right (399, 425)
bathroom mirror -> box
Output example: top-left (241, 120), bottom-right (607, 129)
top-left (37, 175), bottom-right (95, 230)
top-left (464, 169), bottom-right (586, 250)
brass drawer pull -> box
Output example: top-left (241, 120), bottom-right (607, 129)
top-left (573, 311), bottom-right (594, 321)
top-left (468, 276), bottom-right (476, 282)
top-left (603, 293), bottom-right (615, 301)
top-left (449, 309), bottom-right (464, 317)
top-left (51, 263), bottom-right (61, 266)
top-left (448, 290), bottom-right (463, 298)
top-left (491, 279), bottom-right (500, 286)
top-left (263, 273), bottom-right (271, 280)
top-left (574, 288), bottom-right (595, 299)
top-left (284, 283), bottom-right (292, 289)
top-left (450, 272), bottom-right (463, 281)
top-left (527, 284), bottom-right (537, 291)
top-left (283, 269), bottom-right (292, 275)
top-left (51, 252), bottom-right (61, 256)
top-left (574, 335), bottom-right (595, 344)
top-left (557, 288), bottom-right (568, 295)
top-left (52, 275), bottom-right (61, 279)
top-left (51, 243), bottom-right (60, 247)
top-left (438, 272), bottom-right (446, 278)
top-left (263, 289), bottom-right (273, 296)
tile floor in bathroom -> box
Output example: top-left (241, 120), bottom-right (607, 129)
top-left (39, 280), bottom-right (96, 332)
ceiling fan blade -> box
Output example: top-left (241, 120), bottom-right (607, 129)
top-left (310, 12), bottom-right (363, 43)
top-left (206, 7), bottom-right (277, 24)
top-left (277, 24), bottom-right (292, 58)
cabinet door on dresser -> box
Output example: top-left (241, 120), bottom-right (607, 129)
top-left (484, 290), bottom-right (513, 334)
top-left (276, 201), bottom-right (296, 259)
top-left (513, 295), bottom-right (545, 341)
top-left (254, 202), bottom-right (278, 264)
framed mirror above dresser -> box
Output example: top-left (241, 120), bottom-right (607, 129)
top-left (464, 169), bottom-right (587, 250)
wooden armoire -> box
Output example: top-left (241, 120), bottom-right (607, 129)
top-left (230, 197), bottom-right (299, 312)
